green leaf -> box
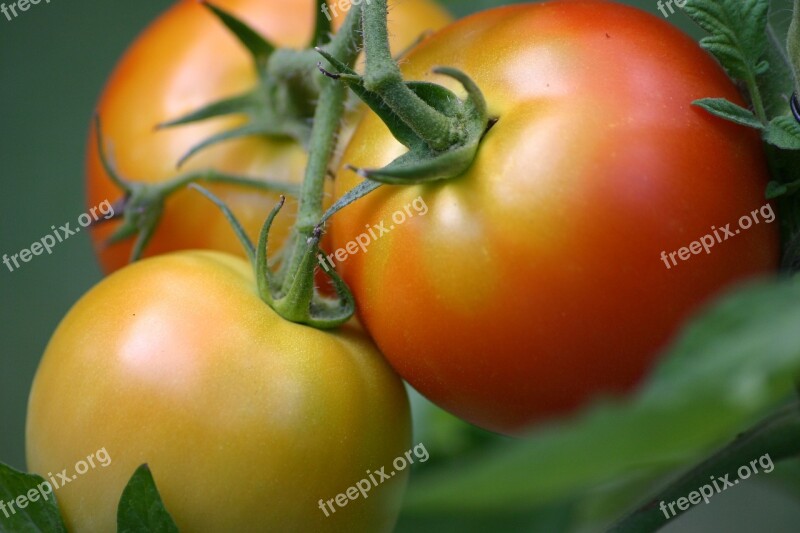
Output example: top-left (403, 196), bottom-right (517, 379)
top-left (402, 279), bottom-right (800, 520)
top-left (117, 465), bottom-right (178, 533)
top-left (693, 98), bottom-right (763, 128)
top-left (684, 0), bottom-right (770, 81)
top-left (610, 401), bottom-right (800, 531)
top-left (0, 463), bottom-right (66, 533)
top-left (764, 115), bottom-right (800, 149)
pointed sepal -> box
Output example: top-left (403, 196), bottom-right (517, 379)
top-left (201, 1), bottom-right (275, 74)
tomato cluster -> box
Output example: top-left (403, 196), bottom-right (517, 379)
top-left (33, 1), bottom-right (448, 531)
top-left (26, 0), bottom-right (780, 531)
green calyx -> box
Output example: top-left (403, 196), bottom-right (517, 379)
top-left (188, 5), bottom-right (364, 329)
top-left (157, 1), bottom-right (332, 167)
top-left (191, 187), bottom-right (354, 329)
top-left (93, 116), bottom-right (299, 263)
top-left (262, 5), bottom-right (364, 329)
top-left (315, 0), bottom-right (492, 184)
top-left (103, 0), bottom-right (494, 328)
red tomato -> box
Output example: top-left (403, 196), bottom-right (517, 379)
top-left (331, 0), bottom-right (780, 434)
top-left (86, 0), bottom-right (452, 273)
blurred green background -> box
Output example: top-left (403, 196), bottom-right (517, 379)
top-left (2, 1), bottom-right (799, 532)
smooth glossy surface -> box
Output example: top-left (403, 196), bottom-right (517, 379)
top-left (86, 0), bottom-right (452, 272)
top-left (26, 251), bottom-right (411, 532)
top-left (332, 0), bottom-right (780, 435)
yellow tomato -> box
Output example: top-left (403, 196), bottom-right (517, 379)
top-left (26, 251), bottom-right (411, 532)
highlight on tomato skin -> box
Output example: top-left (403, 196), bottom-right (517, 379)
top-left (25, 251), bottom-right (412, 533)
top-left (331, 0), bottom-right (781, 435)
top-left (85, 0), bottom-right (453, 274)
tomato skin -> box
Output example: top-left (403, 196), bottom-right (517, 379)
top-left (86, 0), bottom-right (452, 273)
top-left (331, 1), bottom-right (781, 434)
top-left (26, 251), bottom-right (411, 532)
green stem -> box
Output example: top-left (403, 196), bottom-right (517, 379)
top-left (299, 7), bottom-right (362, 227)
top-left (279, 6), bottom-right (362, 300)
top-left (609, 400), bottom-right (800, 533)
top-left (293, 92), bottom-right (346, 230)
top-left (361, 0), bottom-right (454, 151)
top-left (790, 0), bottom-right (800, 94)
top-left (300, 86), bottom-right (344, 230)
top-left (746, 71), bottom-right (769, 125)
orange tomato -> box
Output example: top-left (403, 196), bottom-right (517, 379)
top-left (331, 0), bottom-right (780, 434)
top-left (86, 0), bottom-right (452, 273)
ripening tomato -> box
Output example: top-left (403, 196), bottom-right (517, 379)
top-left (331, 0), bottom-right (780, 434)
top-left (26, 251), bottom-right (411, 532)
top-left (86, 0), bottom-right (452, 273)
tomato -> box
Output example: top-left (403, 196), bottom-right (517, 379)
top-left (26, 251), bottom-right (411, 532)
top-left (86, 0), bottom-right (452, 273)
top-left (331, 0), bottom-right (781, 435)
